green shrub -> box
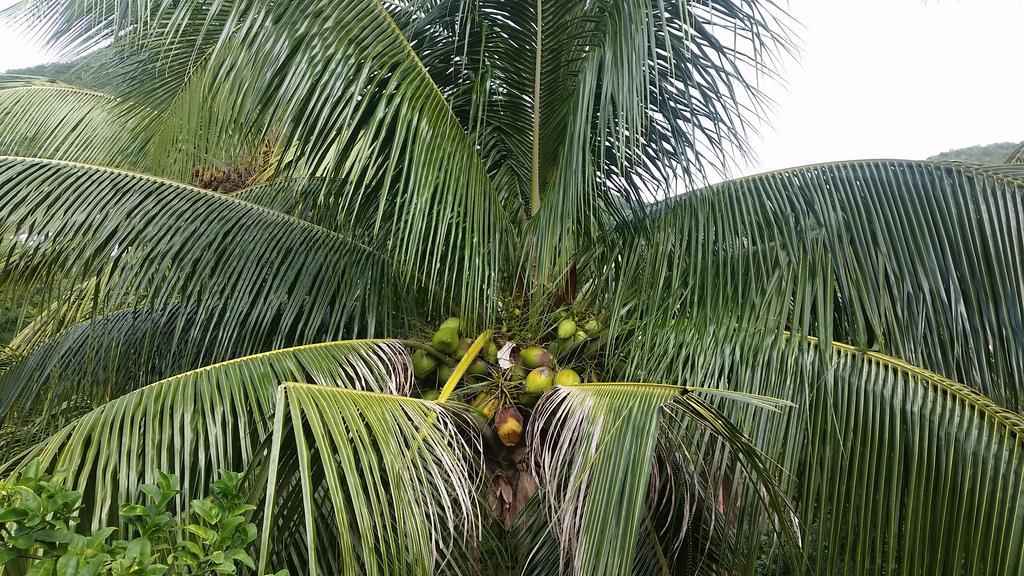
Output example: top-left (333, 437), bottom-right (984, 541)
top-left (0, 462), bottom-right (285, 575)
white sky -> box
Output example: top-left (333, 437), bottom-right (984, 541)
top-left (745, 0), bottom-right (1024, 176)
top-left (0, 0), bottom-right (1021, 177)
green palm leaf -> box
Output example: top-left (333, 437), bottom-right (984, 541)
top-left (0, 75), bottom-right (151, 168)
top-left (259, 384), bottom-right (480, 575)
top-left (12, 340), bottom-right (413, 530)
top-left (528, 382), bottom-right (796, 575)
top-left (592, 159), bottom-right (1024, 573)
top-left (604, 160), bottom-right (1024, 411)
top-left (0, 157), bottom-right (410, 418)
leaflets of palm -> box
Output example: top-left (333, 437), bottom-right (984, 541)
top-left (528, 382), bottom-right (795, 575)
top-left (13, 340), bottom-right (413, 530)
top-left (258, 384), bottom-right (480, 575)
top-left (603, 160), bottom-right (1024, 412)
top-left (0, 75), bottom-right (151, 168)
top-left (593, 163), bottom-right (1024, 573)
top-left (0, 157), bottom-right (408, 421)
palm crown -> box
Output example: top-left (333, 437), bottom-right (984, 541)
top-left (0, 0), bottom-right (1022, 574)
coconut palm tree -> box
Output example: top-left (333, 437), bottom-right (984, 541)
top-left (0, 0), bottom-right (1022, 574)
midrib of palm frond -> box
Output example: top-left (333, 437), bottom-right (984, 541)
top-left (807, 333), bottom-right (1024, 433)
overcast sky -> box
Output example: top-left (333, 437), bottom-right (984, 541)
top-left (0, 0), bottom-right (1021, 178)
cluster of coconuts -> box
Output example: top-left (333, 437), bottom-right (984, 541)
top-left (410, 313), bottom-right (599, 450)
top-left (190, 142), bottom-right (275, 192)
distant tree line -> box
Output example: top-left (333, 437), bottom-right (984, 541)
top-left (5, 49), bottom-right (111, 91)
top-left (927, 141), bottom-right (1022, 164)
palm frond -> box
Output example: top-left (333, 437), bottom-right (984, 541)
top-left (10, 0), bottom-right (516, 318)
top-left (0, 75), bottom-right (152, 168)
top-left (528, 383), bottom-right (674, 575)
top-left (1007, 141), bottom-right (1024, 164)
top-left (0, 157), bottom-right (413, 419)
top-left (258, 384), bottom-right (480, 575)
top-left (618, 312), bottom-right (1024, 574)
top-left (528, 381), bottom-right (795, 575)
top-left (588, 159), bottom-right (1024, 573)
top-left (785, 338), bottom-right (1023, 574)
top-left (529, 0), bottom-right (794, 282)
top-left (602, 160), bottom-right (1024, 412)
top-left (8, 340), bottom-right (413, 529)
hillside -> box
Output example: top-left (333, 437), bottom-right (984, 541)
top-left (927, 141), bottom-right (1021, 164)
top-left (4, 50), bottom-right (111, 91)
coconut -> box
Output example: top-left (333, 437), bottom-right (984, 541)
top-left (548, 339), bottom-right (562, 357)
top-left (453, 338), bottom-right (473, 360)
top-left (432, 327), bottom-right (460, 354)
top-left (421, 389), bottom-right (441, 401)
top-left (525, 367), bottom-right (555, 394)
top-left (494, 407), bottom-right (524, 446)
top-left (583, 319), bottom-right (600, 333)
top-left (412, 349), bottom-right (437, 379)
top-left (468, 360), bottom-right (489, 376)
top-left (557, 318), bottom-right (577, 340)
top-left (511, 364), bottom-right (529, 382)
top-left (472, 391), bottom-right (500, 418)
top-left (439, 317), bottom-right (462, 334)
top-left (574, 329), bottom-right (588, 342)
top-left (436, 363), bottom-right (455, 386)
top-left (519, 346), bottom-right (552, 369)
top-left (554, 368), bottom-right (581, 387)
top-left (484, 341), bottom-right (499, 364)
top-left (518, 392), bottom-right (541, 408)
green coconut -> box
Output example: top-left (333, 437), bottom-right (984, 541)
top-left (453, 338), bottom-right (473, 360)
top-left (412, 349), bottom-right (438, 379)
top-left (574, 329), bottom-right (588, 342)
top-left (439, 317), bottom-right (462, 334)
top-left (484, 340), bottom-right (499, 364)
top-left (421, 389), bottom-right (441, 401)
top-left (511, 364), bottom-right (529, 382)
top-left (436, 363), bottom-right (455, 386)
top-left (518, 392), bottom-right (541, 408)
top-left (432, 327), bottom-right (460, 354)
top-left (583, 319), bottom-right (600, 333)
top-left (557, 318), bottom-right (577, 340)
top-left (554, 368), bottom-right (581, 387)
top-left (520, 346), bottom-right (552, 369)
top-left (525, 367), bottom-right (555, 394)
top-left (468, 360), bottom-right (489, 376)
